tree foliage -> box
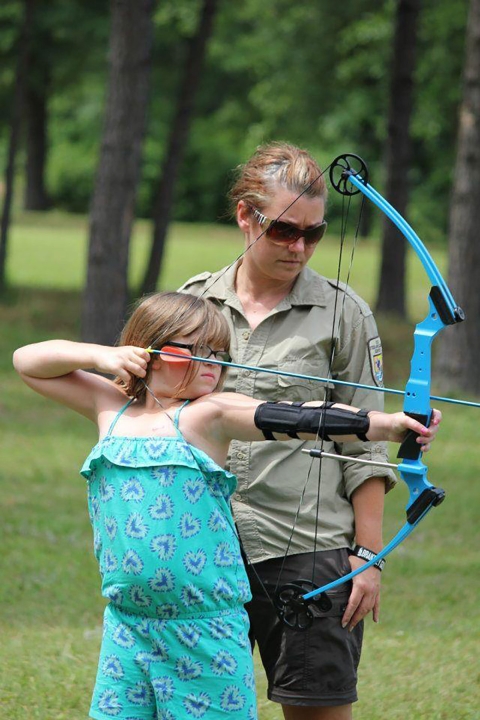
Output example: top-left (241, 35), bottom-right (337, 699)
top-left (0, 0), bottom-right (470, 232)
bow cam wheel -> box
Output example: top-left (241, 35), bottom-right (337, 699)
top-left (329, 153), bottom-right (368, 196)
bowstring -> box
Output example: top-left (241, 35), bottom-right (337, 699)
top-left (145, 158), bottom-right (368, 611)
top-left (305, 188), bottom-right (364, 593)
top-left (263, 212), bottom-right (349, 597)
top-left (197, 160), bottom-right (367, 608)
top-left (264, 179), bottom-right (364, 602)
top-left (235, 171), bottom-right (365, 601)
top-left (191, 160), bottom-right (337, 608)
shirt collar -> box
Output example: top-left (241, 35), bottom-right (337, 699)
top-left (200, 263), bottom-right (327, 310)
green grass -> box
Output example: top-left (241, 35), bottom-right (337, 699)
top-left (1, 211), bottom-right (479, 719)
top-left (8, 208), bottom-right (437, 315)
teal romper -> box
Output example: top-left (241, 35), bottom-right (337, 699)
top-left (81, 400), bottom-right (257, 720)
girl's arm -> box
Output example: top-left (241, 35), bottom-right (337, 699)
top-left (13, 340), bottom-right (150, 421)
top-left (204, 393), bottom-right (441, 449)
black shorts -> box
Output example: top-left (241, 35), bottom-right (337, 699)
top-left (244, 549), bottom-right (363, 707)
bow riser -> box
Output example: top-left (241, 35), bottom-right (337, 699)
top-left (404, 297), bottom-right (441, 415)
top-left (396, 296), bottom-right (444, 459)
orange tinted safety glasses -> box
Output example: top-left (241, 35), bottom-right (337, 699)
top-left (148, 341), bottom-right (230, 364)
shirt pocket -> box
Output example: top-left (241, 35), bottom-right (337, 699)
top-left (274, 358), bottom-right (333, 403)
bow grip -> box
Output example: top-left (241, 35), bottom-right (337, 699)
top-left (397, 411), bottom-right (430, 460)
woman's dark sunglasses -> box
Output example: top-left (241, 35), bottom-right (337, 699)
top-left (158, 340), bottom-right (231, 364)
top-left (252, 207), bottom-right (327, 246)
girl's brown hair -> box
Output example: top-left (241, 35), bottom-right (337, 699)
top-left (116, 292), bottom-right (230, 402)
top-left (228, 141), bottom-right (328, 215)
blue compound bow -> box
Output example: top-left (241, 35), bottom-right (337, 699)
top-left (150, 153), bottom-right (466, 630)
top-left (274, 153), bottom-right (465, 630)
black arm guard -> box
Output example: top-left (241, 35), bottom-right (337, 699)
top-left (254, 402), bottom-right (370, 441)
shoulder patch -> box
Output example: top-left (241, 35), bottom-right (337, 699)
top-left (368, 336), bottom-right (384, 387)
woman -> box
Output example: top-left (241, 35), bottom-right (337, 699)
top-left (180, 142), bottom-right (410, 720)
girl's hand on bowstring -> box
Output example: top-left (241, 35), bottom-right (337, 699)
top-left (92, 345), bottom-right (151, 383)
top-left (13, 340), bottom-right (151, 422)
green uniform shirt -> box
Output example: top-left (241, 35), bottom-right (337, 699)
top-left (180, 264), bottom-right (396, 564)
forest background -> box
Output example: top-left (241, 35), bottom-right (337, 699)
top-left (1, 0), bottom-right (480, 718)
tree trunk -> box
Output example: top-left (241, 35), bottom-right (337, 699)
top-left (24, 70), bottom-right (50, 210)
top-left (0, 0), bottom-right (35, 295)
top-left (436, 0), bottom-right (480, 395)
top-left (140, 0), bottom-right (219, 296)
top-left (81, 0), bottom-right (154, 345)
top-left (376, 0), bottom-right (420, 317)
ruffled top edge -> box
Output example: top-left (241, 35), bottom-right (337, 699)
top-left (80, 434), bottom-right (236, 483)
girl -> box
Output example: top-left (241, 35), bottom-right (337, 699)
top-left (13, 292), bottom-right (440, 720)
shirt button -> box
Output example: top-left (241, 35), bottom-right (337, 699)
top-left (237, 452), bottom-right (246, 460)
top-left (242, 330), bottom-right (250, 340)
top-left (233, 493), bottom-right (242, 501)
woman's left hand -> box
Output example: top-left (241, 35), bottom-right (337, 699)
top-left (341, 556), bottom-right (382, 632)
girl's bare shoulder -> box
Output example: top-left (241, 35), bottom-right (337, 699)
top-left (188, 392), bottom-right (261, 421)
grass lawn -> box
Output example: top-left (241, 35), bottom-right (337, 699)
top-left (1, 211), bottom-right (479, 719)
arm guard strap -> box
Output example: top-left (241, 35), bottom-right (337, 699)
top-left (254, 402), bottom-right (370, 441)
